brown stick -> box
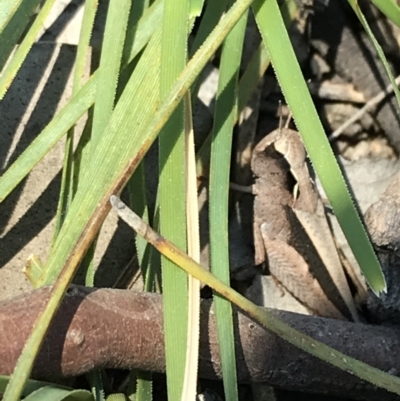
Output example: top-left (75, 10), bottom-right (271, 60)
top-left (0, 285), bottom-right (399, 400)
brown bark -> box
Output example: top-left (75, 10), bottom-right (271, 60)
top-left (1, 285), bottom-right (400, 400)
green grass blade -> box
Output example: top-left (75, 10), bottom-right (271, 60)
top-left (159, 0), bottom-right (191, 398)
top-left (128, 166), bottom-right (153, 286)
top-left (209, 6), bottom-right (248, 401)
top-left (23, 387), bottom-right (93, 401)
top-left (0, 0), bottom-right (24, 33)
top-left (135, 371), bottom-right (152, 401)
top-left (110, 196), bottom-right (400, 395)
top-left (121, 0), bottom-right (163, 68)
top-left (189, 0), bottom-right (228, 56)
top-left (125, 3), bottom-right (155, 398)
top-left (237, 41), bottom-right (270, 115)
top-left (370, 0), bottom-right (400, 27)
top-left (91, 0), bottom-right (131, 150)
top-left (74, 1), bottom-right (98, 88)
top-left (188, 0), bottom-right (228, 100)
top-left (253, 0), bottom-right (386, 294)
top-left (237, 0), bottom-right (297, 114)
top-left (7, 0), bottom-right (254, 284)
top-left (189, 0), bottom-right (205, 18)
top-left (181, 93), bottom-right (201, 401)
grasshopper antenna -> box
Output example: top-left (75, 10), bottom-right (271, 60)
top-left (278, 101), bottom-right (284, 132)
top-left (285, 109), bottom-right (293, 128)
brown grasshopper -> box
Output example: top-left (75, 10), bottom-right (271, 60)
top-left (251, 118), bottom-right (359, 321)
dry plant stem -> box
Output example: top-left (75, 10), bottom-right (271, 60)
top-left (329, 74), bottom-right (400, 140)
top-left (0, 285), bottom-right (399, 401)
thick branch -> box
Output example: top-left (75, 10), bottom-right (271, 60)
top-left (1, 285), bottom-right (400, 400)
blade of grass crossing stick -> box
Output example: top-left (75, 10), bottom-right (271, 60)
top-left (159, 0), bottom-right (191, 398)
top-left (52, 0), bottom-right (98, 242)
top-left (0, 0), bottom-right (57, 100)
top-left (181, 91), bottom-right (201, 401)
top-left (89, 370), bottom-right (105, 401)
top-left (209, 7), bottom-right (248, 401)
top-left (110, 196), bottom-right (400, 395)
top-left (252, 0), bottom-right (386, 294)
top-left (347, 0), bottom-right (400, 112)
top-left (370, 0), bottom-right (400, 28)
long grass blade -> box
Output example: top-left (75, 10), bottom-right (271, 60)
top-left (125, 1), bottom-right (155, 398)
top-left (158, 0), bottom-right (191, 398)
top-left (23, 387), bottom-right (93, 401)
top-left (208, 6), bottom-right (248, 401)
top-left (370, 0), bottom-right (400, 27)
top-left (181, 92), bottom-right (201, 401)
top-left (0, 0), bottom-right (25, 33)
